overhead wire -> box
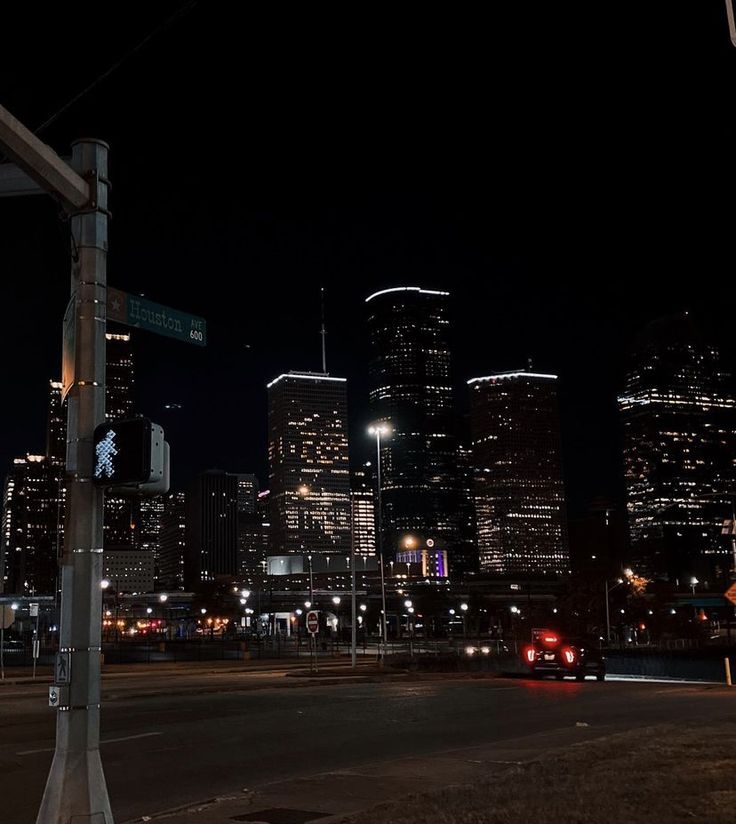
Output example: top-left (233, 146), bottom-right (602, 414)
top-left (34, 0), bottom-right (199, 136)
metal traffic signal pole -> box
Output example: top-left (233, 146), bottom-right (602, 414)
top-left (0, 105), bottom-right (113, 823)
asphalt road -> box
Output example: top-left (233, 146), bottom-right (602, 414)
top-left (2, 672), bottom-right (734, 823)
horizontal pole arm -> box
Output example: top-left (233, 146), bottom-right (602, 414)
top-left (0, 104), bottom-right (89, 210)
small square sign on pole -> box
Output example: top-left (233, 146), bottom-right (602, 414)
top-left (55, 652), bottom-right (71, 685)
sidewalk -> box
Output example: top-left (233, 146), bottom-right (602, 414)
top-left (121, 722), bottom-right (736, 824)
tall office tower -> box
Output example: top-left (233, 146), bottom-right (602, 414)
top-left (267, 372), bottom-right (351, 556)
top-left (137, 498), bottom-right (164, 580)
top-left (237, 474), bottom-right (258, 514)
top-left (47, 380), bottom-right (66, 467)
top-left (618, 315), bottom-right (736, 582)
top-left (46, 380), bottom-right (67, 577)
top-left (159, 492), bottom-right (187, 590)
top-left (0, 456), bottom-right (58, 594)
top-left (185, 470), bottom-right (239, 586)
top-left (105, 331), bottom-right (135, 421)
top-left (365, 287), bottom-right (461, 568)
top-left (351, 468), bottom-right (376, 557)
top-left (568, 497), bottom-right (627, 577)
top-left (469, 370), bottom-right (570, 576)
top-left (456, 444), bottom-right (479, 574)
top-left (104, 331), bottom-right (136, 551)
top-left (236, 474), bottom-right (265, 574)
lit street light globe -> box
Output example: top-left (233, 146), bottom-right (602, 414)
top-left (360, 604), bottom-right (367, 612)
top-left (304, 601), bottom-right (312, 609)
top-left (368, 424), bottom-right (391, 436)
top-left (239, 598), bottom-right (247, 605)
top-left (449, 609), bottom-right (456, 616)
top-left (100, 579), bottom-right (110, 590)
top-left (146, 608), bottom-right (153, 615)
top-left (200, 608), bottom-right (207, 615)
top-left (332, 596), bottom-right (341, 606)
top-left (241, 589), bottom-right (250, 599)
top-left (296, 609), bottom-right (303, 616)
top-left (404, 600), bottom-right (413, 609)
top-left (460, 603), bottom-right (468, 612)
top-left (159, 594), bottom-right (168, 603)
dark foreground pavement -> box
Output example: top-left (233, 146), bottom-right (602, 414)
top-left (1, 670), bottom-right (734, 823)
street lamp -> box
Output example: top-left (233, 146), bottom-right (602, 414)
top-left (332, 595), bottom-right (341, 633)
top-left (158, 594), bottom-right (169, 638)
top-left (690, 577), bottom-right (699, 596)
top-left (605, 576), bottom-right (627, 644)
top-left (369, 423), bottom-right (391, 660)
top-left (460, 602), bottom-right (468, 637)
top-left (307, 555), bottom-right (313, 604)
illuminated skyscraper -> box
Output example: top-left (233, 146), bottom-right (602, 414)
top-left (365, 287), bottom-right (462, 569)
top-left (104, 331), bottom-right (136, 551)
top-left (105, 331), bottom-right (135, 421)
top-left (186, 470), bottom-right (239, 585)
top-left (0, 456), bottom-right (58, 594)
top-left (159, 491), bottom-right (187, 590)
top-left (47, 380), bottom-right (66, 468)
top-left (138, 497), bottom-right (164, 581)
top-left (236, 474), bottom-right (266, 574)
top-left (267, 371), bottom-right (351, 556)
top-left (469, 370), bottom-right (569, 576)
top-left (618, 315), bottom-right (736, 582)
top-left (46, 380), bottom-right (67, 577)
top-left (351, 468), bottom-right (376, 557)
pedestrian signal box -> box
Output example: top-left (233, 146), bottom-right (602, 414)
top-left (93, 417), bottom-right (168, 495)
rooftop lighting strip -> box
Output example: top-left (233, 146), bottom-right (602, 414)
top-left (266, 373), bottom-right (348, 389)
top-left (365, 286), bottom-right (450, 303)
top-left (467, 372), bottom-right (558, 385)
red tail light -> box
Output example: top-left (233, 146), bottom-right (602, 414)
top-left (525, 646), bottom-right (536, 663)
top-left (562, 647), bottom-right (575, 665)
top-left (542, 635), bottom-right (559, 645)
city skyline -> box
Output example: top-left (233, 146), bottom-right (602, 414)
top-left (3, 9), bottom-right (736, 824)
top-left (3, 5), bottom-right (736, 525)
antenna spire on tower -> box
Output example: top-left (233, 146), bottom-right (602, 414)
top-left (320, 286), bottom-right (327, 374)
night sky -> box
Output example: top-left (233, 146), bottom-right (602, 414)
top-left (2, 3), bottom-right (736, 516)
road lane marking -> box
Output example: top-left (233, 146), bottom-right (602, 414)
top-left (101, 731), bottom-right (162, 745)
top-left (17, 731), bottom-right (162, 756)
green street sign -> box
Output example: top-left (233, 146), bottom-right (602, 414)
top-left (107, 287), bottom-right (206, 346)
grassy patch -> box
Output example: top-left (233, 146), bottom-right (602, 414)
top-left (340, 724), bottom-right (736, 824)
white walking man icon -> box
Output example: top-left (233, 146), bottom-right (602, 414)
top-left (95, 429), bottom-right (118, 479)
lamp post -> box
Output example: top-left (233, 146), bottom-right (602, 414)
top-left (100, 579), bottom-right (110, 644)
top-left (159, 593), bottom-right (168, 638)
top-left (369, 424), bottom-right (391, 661)
top-left (605, 577), bottom-right (626, 644)
top-left (460, 602), bottom-right (468, 638)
